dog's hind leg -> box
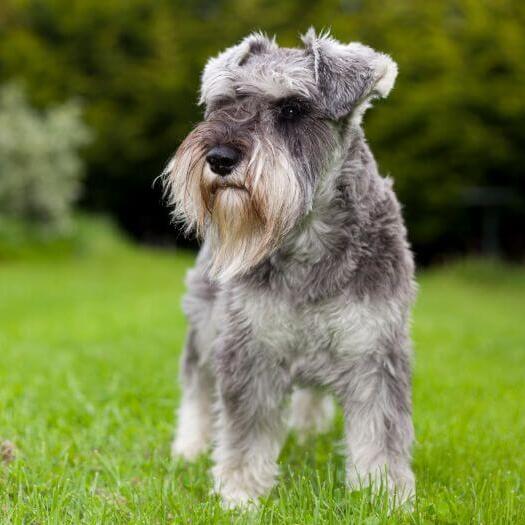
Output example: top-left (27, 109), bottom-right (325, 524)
top-left (289, 388), bottom-right (335, 443)
top-left (172, 262), bottom-right (217, 462)
top-left (171, 329), bottom-right (214, 461)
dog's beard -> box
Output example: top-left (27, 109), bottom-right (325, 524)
top-left (164, 128), bottom-right (303, 281)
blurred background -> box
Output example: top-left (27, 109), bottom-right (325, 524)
top-left (0, 0), bottom-right (524, 263)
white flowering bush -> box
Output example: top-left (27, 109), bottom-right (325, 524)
top-left (0, 84), bottom-right (91, 233)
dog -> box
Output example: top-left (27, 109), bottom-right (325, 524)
top-left (163, 29), bottom-right (416, 509)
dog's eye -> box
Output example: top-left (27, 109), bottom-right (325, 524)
top-left (278, 100), bottom-right (307, 121)
top-left (280, 104), bottom-right (299, 119)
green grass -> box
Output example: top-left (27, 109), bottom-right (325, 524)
top-left (1, 228), bottom-right (524, 523)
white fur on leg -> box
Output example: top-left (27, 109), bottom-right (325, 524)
top-left (212, 451), bottom-right (279, 509)
top-left (213, 459), bottom-right (276, 510)
top-left (171, 393), bottom-right (212, 461)
top-left (212, 418), bottom-right (282, 509)
top-left (347, 460), bottom-right (415, 507)
top-left (289, 388), bottom-right (335, 443)
top-left (346, 428), bottom-right (415, 507)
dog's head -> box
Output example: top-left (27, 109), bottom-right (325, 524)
top-left (164, 29), bottom-right (397, 280)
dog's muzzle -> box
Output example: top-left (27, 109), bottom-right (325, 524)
top-left (206, 145), bottom-right (241, 176)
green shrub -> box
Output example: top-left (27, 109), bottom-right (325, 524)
top-left (0, 214), bottom-right (129, 260)
top-left (0, 83), bottom-right (91, 233)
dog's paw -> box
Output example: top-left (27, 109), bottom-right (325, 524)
top-left (216, 488), bottom-right (259, 511)
top-left (212, 459), bottom-right (276, 510)
top-left (171, 434), bottom-right (209, 462)
top-left (347, 467), bottom-right (415, 510)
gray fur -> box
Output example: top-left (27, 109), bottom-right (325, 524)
top-left (166, 29), bottom-right (415, 508)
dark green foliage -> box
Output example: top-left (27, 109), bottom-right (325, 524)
top-left (1, 0), bottom-right (523, 258)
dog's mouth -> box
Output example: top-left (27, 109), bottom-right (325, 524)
top-left (210, 180), bottom-right (248, 195)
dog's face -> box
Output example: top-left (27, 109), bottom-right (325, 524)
top-left (164, 29), bottom-right (397, 280)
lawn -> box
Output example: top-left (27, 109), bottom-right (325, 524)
top-left (1, 227), bottom-right (524, 524)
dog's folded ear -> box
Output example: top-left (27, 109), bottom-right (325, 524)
top-left (301, 28), bottom-right (397, 120)
top-left (200, 33), bottom-right (277, 105)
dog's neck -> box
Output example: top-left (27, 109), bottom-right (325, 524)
top-left (235, 122), bottom-right (408, 303)
top-left (275, 128), bottom-right (382, 266)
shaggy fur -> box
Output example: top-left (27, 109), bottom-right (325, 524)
top-left (164, 28), bottom-right (416, 508)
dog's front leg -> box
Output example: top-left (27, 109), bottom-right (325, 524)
top-left (336, 348), bottom-right (415, 506)
top-left (212, 336), bottom-right (290, 509)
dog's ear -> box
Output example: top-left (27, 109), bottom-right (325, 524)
top-left (301, 28), bottom-right (397, 120)
top-left (200, 32), bottom-right (277, 105)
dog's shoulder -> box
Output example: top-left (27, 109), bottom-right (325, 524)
top-left (349, 175), bottom-right (416, 302)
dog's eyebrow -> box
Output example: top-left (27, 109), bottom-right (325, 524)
top-left (206, 96), bottom-right (235, 112)
top-left (208, 92), bottom-right (251, 109)
top-left (274, 95), bottom-right (308, 103)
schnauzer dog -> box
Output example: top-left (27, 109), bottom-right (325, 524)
top-left (163, 29), bottom-right (416, 508)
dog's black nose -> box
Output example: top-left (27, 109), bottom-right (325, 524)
top-left (206, 145), bottom-right (241, 176)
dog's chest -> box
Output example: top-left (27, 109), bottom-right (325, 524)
top-left (243, 290), bottom-right (394, 357)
